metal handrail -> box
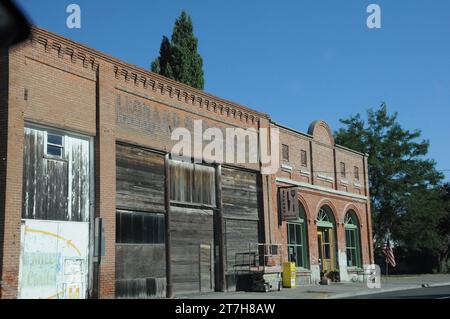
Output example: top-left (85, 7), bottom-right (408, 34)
top-left (233, 243), bottom-right (283, 274)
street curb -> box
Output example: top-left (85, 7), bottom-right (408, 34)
top-left (328, 281), bottom-right (450, 299)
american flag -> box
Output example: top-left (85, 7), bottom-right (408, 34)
top-left (382, 238), bottom-right (396, 267)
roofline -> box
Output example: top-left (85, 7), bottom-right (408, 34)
top-left (335, 144), bottom-right (366, 157)
top-left (27, 26), bottom-right (366, 158)
top-left (29, 26), bottom-right (270, 120)
top-left (272, 120), bottom-right (367, 157)
top-left (271, 120), bottom-right (313, 139)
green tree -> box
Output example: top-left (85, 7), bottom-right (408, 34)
top-left (436, 183), bottom-right (450, 272)
top-left (335, 103), bottom-right (446, 271)
top-left (151, 11), bottom-right (204, 90)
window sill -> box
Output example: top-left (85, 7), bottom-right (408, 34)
top-left (43, 155), bottom-right (67, 162)
top-left (296, 267), bottom-right (311, 273)
top-left (347, 267), bottom-right (364, 272)
top-left (317, 173), bottom-right (334, 182)
top-left (299, 169), bottom-right (310, 176)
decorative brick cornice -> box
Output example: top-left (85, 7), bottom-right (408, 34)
top-left (29, 27), bottom-right (99, 71)
top-left (28, 26), bottom-right (268, 126)
top-left (112, 64), bottom-right (261, 125)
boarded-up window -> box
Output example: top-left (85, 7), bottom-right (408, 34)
top-left (169, 160), bottom-right (216, 206)
top-left (116, 211), bottom-right (165, 244)
top-left (354, 166), bottom-right (359, 180)
top-left (22, 126), bottom-right (90, 222)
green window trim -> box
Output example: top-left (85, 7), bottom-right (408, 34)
top-left (317, 220), bottom-right (333, 228)
top-left (344, 211), bottom-right (362, 268)
top-left (316, 206), bottom-right (335, 228)
top-left (287, 219), bottom-right (309, 269)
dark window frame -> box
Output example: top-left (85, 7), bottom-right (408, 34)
top-left (340, 162), bottom-right (346, 178)
top-left (45, 131), bottom-right (64, 159)
top-left (116, 210), bottom-right (165, 244)
top-left (354, 166), bottom-right (359, 180)
top-left (282, 144), bottom-right (290, 162)
top-left (300, 150), bottom-right (307, 167)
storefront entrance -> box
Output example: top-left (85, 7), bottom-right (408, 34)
top-left (316, 205), bottom-right (337, 274)
top-left (317, 227), bottom-right (335, 273)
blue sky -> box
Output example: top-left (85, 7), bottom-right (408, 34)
top-left (15, 0), bottom-right (450, 181)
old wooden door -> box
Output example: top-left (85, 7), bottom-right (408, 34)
top-left (199, 244), bottom-right (213, 292)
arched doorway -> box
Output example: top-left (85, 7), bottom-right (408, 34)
top-left (344, 210), bottom-right (362, 268)
top-left (316, 206), bottom-right (337, 274)
top-left (286, 201), bottom-right (309, 269)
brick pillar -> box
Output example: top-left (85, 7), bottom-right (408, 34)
top-left (95, 62), bottom-right (116, 298)
top-left (363, 155), bottom-right (374, 264)
top-left (259, 118), bottom-right (272, 244)
top-left (0, 49), bottom-right (25, 299)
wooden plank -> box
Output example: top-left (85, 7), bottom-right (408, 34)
top-left (199, 244), bottom-right (213, 292)
top-left (116, 144), bottom-right (165, 213)
top-left (169, 161), bottom-right (216, 206)
top-left (68, 136), bottom-right (90, 222)
top-left (224, 219), bottom-right (259, 272)
top-left (221, 167), bottom-right (261, 274)
top-left (170, 206), bottom-right (213, 295)
top-left (115, 244), bottom-right (166, 280)
top-left (221, 167), bottom-right (260, 220)
top-left (22, 127), bottom-right (89, 222)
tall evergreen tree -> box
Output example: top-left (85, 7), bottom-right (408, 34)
top-left (151, 11), bottom-right (204, 90)
top-left (335, 103), bottom-right (447, 271)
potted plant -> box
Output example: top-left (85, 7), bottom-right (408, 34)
top-left (328, 270), bottom-right (340, 282)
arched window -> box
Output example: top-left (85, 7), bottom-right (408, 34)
top-left (316, 205), bottom-right (336, 228)
top-left (287, 202), bottom-right (309, 269)
top-left (344, 210), bottom-right (362, 268)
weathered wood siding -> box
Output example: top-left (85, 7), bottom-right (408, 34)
top-left (115, 144), bottom-right (167, 298)
top-left (199, 244), bottom-right (213, 292)
top-left (224, 219), bottom-right (259, 270)
top-left (116, 144), bottom-right (165, 213)
top-left (222, 167), bottom-right (261, 274)
top-left (170, 206), bottom-right (214, 295)
top-left (115, 244), bottom-right (166, 298)
top-left (169, 160), bottom-right (216, 206)
top-left (22, 126), bottom-right (90, 222)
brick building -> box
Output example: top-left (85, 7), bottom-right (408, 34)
top-left (0, 27), bottom-right (373, 299)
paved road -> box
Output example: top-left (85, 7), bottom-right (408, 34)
top-left (347, 285), bottom-right (450, 299)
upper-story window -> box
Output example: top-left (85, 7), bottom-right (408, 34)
top-left (354, 166), bottom-right (359, 180)
top-left (282, 144), bottom-right (289, 162)
top-left (300, 150), bottom-right (308, 167)
top-left (340, 162), bottom-right (346, 178)
top-left (46, 132), bottom-right (64, 159)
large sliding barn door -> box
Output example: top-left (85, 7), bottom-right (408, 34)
top-left (222, 167), bottom-right (261, 290)
top-left (19, 126), bottom-right (91, 299)
top-left (115, 144), bottom-right (167, 298)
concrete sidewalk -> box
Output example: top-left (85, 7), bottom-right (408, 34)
top-left (180, 274), bottom-right (450, 299)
